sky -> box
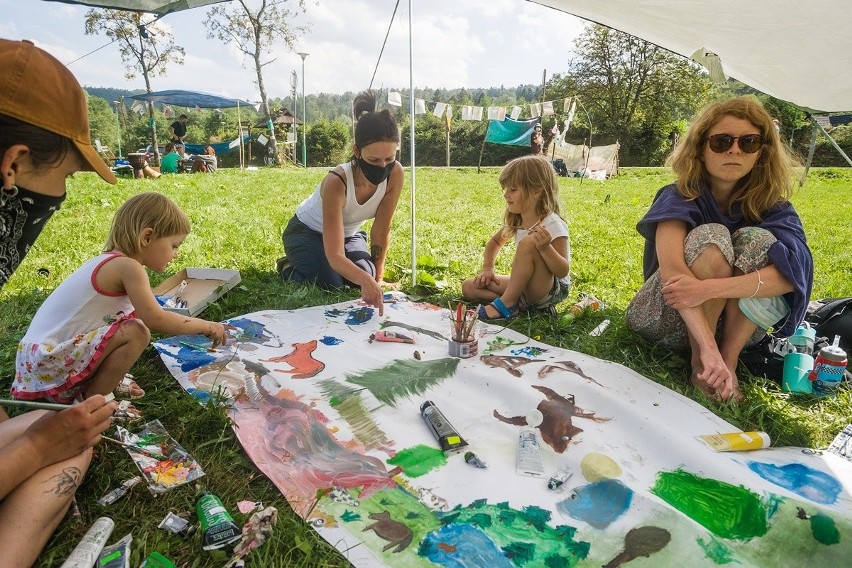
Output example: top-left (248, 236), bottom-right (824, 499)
top-left (3, 0), bottom-right (588, 104)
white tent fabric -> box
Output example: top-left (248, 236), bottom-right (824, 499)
top-left (44, 0), bottom-right (226, 13)
top-left (530, 1), bottom-right (852, 112)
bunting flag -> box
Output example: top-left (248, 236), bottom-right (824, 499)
top-left (461, 105), bottom-right (484, 121)
top-left (565, 98), bottom-right (578, 131)
top-left (415, 99), bottom-right (426, 115)
top-left (529, 102), bottom-right (542, 118)
top-left (510, 105), bottom-right (522, 120)
top-left (563, 96), bottom-right (574, 112)
top-left (388, 91), bottom-right (402, 107)
top-left (433, 102), bottom-right (447, 118)
top-left (483, 117), bottom-right (540, 147)
top-left (542, 101), bottom-right (554, 116)
top-left (487, 106), bottom-right (506, 121)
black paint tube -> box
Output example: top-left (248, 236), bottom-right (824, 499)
top-left (420, 400), bottom-right (468, 456)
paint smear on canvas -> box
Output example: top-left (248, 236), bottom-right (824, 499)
top-left (388, 445), bottom-right (447, 478)
top-left (747, 462), bottom-right (842, 505)
top-left (652, 469), bottom-right (768, 540)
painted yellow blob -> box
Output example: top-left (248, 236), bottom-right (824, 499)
top-left (580, 452), bottom-right (622, 482)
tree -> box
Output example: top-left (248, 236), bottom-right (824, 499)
top-left (556, 25), bottom-right (715, 165)
top-left (85, 10), bottom-right (185, 162)
top-left (205, 0), bottom-right (308, 166)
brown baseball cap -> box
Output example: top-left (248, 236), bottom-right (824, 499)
top-left (0, 39), bottom-right (116, 184)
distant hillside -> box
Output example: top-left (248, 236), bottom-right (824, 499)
top-left (85, 87), bottom-right (144, 107)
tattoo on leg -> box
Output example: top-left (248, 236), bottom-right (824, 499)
top-left (43, 467), bottom-right (82, 496)
top-left (371, 245), bottom-right (383, 263)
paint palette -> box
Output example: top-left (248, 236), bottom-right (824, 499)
top-left (115, 419), bottom-right (205, 494)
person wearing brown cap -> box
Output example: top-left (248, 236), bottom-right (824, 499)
top-left (0, 38), bottom-right (117, 566)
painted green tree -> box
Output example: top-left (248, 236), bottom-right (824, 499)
top-left (345, 358), bottom-right (460, 406)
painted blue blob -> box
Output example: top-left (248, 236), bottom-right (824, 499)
top-left (176, 349), bottom-right (216, 372)
top-left (320, 336), bottom-right (343, 345)
top-left (190, 388), bottom-right (210, 403)
top-left (510, 346), bottom-right (547, 357)
top-left (419, 524), bottom-right (513, 568)
top-left (748, 462), bottom-right (841, 505)
top-left (226, 317), bottom-right (272, 343)
top-left (345, 306), bottom-right (374, 325)
top-left (556, 479), bottom-right (633, 529)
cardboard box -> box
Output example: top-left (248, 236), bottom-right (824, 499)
top-left (153, 267), bottom-right (241, 317)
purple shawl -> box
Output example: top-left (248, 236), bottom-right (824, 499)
top-left (636, 183), bottom-right (813, 336)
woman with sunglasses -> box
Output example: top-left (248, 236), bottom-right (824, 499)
top-left (626, 97), bottom-right (812, 402)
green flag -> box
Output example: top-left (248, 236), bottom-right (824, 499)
top-left (484, 118), bottom-right (539, 147)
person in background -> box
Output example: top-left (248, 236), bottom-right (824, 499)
top-left (530, 123), bottom-right (545, 155)
top-left (626, 97), bottom-right (812, 402)
top-left (192, 145), bottom-right (217, 173)
top-left (278, 90), bottom-right (403, 316)
top-left (0, 38), bottom-right (117, 566)
top-left (160, 142), bottom-right (181, 174)
top-left (169, 113), bottom-right (189, 145)
top-left (462, 154), bottom-right (570, 320)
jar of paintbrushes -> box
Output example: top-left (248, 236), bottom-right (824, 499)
top-left (448, 302), bottom-right (479, 358)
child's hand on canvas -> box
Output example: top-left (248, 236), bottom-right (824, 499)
top-left (203, 322), bottom-right (228, 348)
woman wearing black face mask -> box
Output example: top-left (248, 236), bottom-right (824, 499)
top-left (279, 90), bottom-right (403, 316)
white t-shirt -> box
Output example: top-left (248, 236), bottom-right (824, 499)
top-left (514, 212), bottom-right (571, 283)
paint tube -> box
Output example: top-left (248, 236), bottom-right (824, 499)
top-left (464, 451), bottom-right (487, 468)
top-left (371, 330), bottom-right (416, 344)
top-left (140, 551), bottom-right (176, 568)
top-left (158, 511), bottom-right (195, 537)
top-left (96, 533), bottom-right (132, 568)
top-left (97, 476), bottom-right (143, 507)
top-left (516, 430), bottom-right (545, 477)
top-left (547, 468), bottom-right (573, 490)
top-left (59, 516), bottom-right (115, 568)
top-left (420, 400), bottom-right (468, 456)
top-left (589, 319), bottom-right (611, 336)
top-left (697, 431), bottom-right (771, 452)
top-left (195, 491), bottom-right (242, 551)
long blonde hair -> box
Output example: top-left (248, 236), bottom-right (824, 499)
top-left (668, 96), bottom-right (799, 222)
top-left (499, 155), bottom-right (562, 238)
top-left (105, 192), bottom-right (191, 255)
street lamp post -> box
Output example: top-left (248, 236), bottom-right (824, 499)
top-left (112, 100), bottom-right (122, 157)
top-left (297, 51), bottom-right (309, 167)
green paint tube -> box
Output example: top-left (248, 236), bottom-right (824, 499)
top-left (195, 491), bottom-right (242, 551)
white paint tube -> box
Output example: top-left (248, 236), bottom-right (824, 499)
top-left (59, 516), bottom-right (115, 568)
top-left (589, 319), bottom-right (611, 337)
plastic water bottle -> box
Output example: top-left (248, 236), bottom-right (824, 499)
top-left (809, 335), bottom-right (848, 396)
top-left (789, 323), bottom-right (816, 355)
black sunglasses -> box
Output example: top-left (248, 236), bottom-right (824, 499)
top-left (705, 133), bottom-right (763, 154)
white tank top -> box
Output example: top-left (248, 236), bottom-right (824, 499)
top-left (295, 162), bottom-right (388, 236)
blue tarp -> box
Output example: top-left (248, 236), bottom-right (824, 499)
top-left (484, 117), bottom-right (540, 147)
top-left (185, 135), bottom-right (251, 155)
top-left (129, 89), bottom-right (254, 109)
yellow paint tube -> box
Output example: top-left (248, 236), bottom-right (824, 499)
top-left (697, 431), bottom-right (771, 452)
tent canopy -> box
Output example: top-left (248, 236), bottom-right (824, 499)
top-left (530, 1), bottom-right (852, 112)
top-left (129, 89), bottom-right (254, 109)
top-left (44, 0), bottom-right (227, 14)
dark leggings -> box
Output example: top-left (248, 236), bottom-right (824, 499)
top-left (281, 215), bottom-right (375, 289)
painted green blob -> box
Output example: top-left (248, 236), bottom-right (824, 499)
top-left (652, 469), bottom-right (768, 540)
top-left (387, 444), bottom-right (446, 478)
top-left (341, 510), bottom-right (361, 522)
top-left (697, 536), bottom-right (738, 564)
top-left (810, 512), bottom-right (841, 545)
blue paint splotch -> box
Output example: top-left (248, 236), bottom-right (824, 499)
top-left (556, 479), bottom-right (634, 529)
top-left (320, 336), bottom-right (343, 346)
top-left (419, 524), bottom-right (514, 568)
top-left (153, 337), bottom-right (216, 372)
top-left (227, 317), bottom-right (275, 344)
top-left (325, 306), bottom-right (374, 325)
top-left (510, 346), bottom-right (547, 357)
top-left (747, 462), bottom-right (842, 505)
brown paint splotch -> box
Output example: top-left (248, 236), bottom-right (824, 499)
top-left (603, 526), bottom-right (671, 568)
top-left (494, 385), bottom-right (610, 452)
top-left (362, 510), bottom-right (413, 553)
top-left (480, 355), bottom-right (545, 377)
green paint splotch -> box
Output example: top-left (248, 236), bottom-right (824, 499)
top-left (652, 469), bottom-right (768, 540)
top-left (697, 535), bottom-right (739, 564)
top-left (387, 445), bottom-right (446, 478)
top-left (810, 512), bottom-right (841, 545)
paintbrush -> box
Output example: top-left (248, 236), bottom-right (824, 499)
top-left (101, 435), bottom-right (170, 461)
top-left (179, 340), bottom-right (217, 353)
top-left (0, 399), bottom-right (71, 411)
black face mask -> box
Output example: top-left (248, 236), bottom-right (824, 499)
top-left (357, 157), bottom-right (395, 185)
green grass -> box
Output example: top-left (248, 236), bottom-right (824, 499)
top-left (1, 165), bottom-right (850, 566)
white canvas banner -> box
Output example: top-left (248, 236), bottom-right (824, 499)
top-left (388, 91), bottom-right (402, 107)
